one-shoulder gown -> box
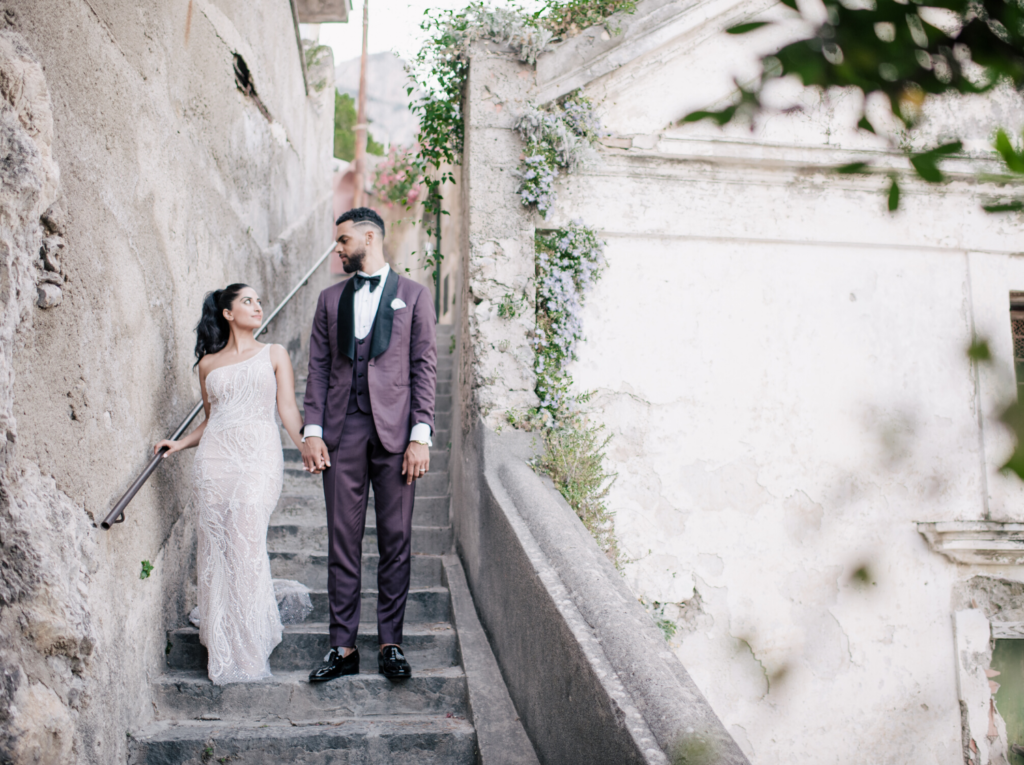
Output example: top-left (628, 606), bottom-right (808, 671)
top-left (192, 344), bottom-right (283, 685)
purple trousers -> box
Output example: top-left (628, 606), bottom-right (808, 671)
top-left (323, 411), bottom-right (415, 647)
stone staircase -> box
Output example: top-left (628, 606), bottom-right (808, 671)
top-left (128, 324), bottom-right (528, 764)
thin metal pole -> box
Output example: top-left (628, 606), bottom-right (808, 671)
top-left (101, 241), bottom-right (336, 530)
top-left (352, 0), bottom-right (369, 207)
top-left (255, 243), bottom-right (336, 338)
top-left (434, 206), bottom-right (441, 319)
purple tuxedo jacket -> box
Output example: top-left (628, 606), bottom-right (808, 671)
top-left (304, 271), bottom-right (437, 454)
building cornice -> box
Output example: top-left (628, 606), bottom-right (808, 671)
top-left (917, 522), bottom-right (1024, 566)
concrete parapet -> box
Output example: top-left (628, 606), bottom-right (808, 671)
top-left (452, 418), bottom-right (748, 765)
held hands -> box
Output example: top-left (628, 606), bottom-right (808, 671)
top-left (302, 436), bottom-right (331, 474)
top-left (154, 439), bottom-right (186, 458)
top-left (402, 442), bottom-right (430, 486)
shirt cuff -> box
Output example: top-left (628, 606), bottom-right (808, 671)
top-left (409, 423), bottom-right (432, 447)
top-left (302, 425), bottom-right (323, 442)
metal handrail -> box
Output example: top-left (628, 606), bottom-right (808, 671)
top-left (101, 242), bottom-right (336, 529)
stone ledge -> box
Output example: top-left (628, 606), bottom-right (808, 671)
top-left (917, 521), bottom-right (1024, 565)
top-left (453, 418), bottom-right (749, 765)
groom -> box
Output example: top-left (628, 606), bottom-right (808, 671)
top-left (301, 207), bottom-right (437, 681)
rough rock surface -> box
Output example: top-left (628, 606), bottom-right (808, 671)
top-left (0, 29), bottom-right (100, 765)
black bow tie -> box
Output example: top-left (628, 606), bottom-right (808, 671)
top-left (353, 273), bottom-right (381, 292)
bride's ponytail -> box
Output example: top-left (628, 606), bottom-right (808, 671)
top-left (194, 283), bottom-right (248, 365)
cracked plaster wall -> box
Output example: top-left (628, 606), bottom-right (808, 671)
top-left (0, 2), bottom-right (334, 762)
top-left (462, 4), bottom-right (1024, 762)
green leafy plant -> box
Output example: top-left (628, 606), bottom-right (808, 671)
top-left (408, 1), bottom-right (632, 235)
top-left (534, 421), bottom-right (618, 562)
top-left (497, 291), bottom-right (527, 318)
top-left (139, 560), bottom-right (154, 580)
top-left (542, 0), bottom-right (637, 37)
top-left (683, 0), bottom-right (1024, 210)
top-left (334, 91), bottom-right (384, 162)
top-left (657, 617), bottom-right (677, 640)
top-left (304, 43), bottom-right (333, 92)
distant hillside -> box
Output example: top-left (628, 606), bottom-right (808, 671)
top-left (335, 52), bottom-right (419, 148)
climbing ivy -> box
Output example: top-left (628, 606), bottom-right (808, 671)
top-left (406, 3), bottom-right (553, 231)
top-left (407, 1), bottom-right (630, 227)
top-left (408, 2), bottom-right (624, 559)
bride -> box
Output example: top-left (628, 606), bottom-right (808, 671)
top-left (155, 283), bottom-right (306, 685)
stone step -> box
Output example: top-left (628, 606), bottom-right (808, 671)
top-left (269, 551), bottom-right (443, 589)
top-left (304, 587), bottom-right (451, 624)
top-left (271, 494), bottom-right (450, 528)
top-left (166, 623), bottom-right (458, 673)
top-left (129, 716), bottom-right (476, 765)
top-left (282, 466), bottom-right (450, 497)
top-left (274, 493), bottom-right (337, 518)
top-left (150, 668), bottom-right (468, 723)
top-left (410, 470), bottom-right (449, 497)
top-left (268, 523), bottom-right (453, 556)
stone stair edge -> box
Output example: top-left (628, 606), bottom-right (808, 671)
top-left (132, 714), bottom-right (474, 739)
top-left (168, 622), bottom-right (455, 638)
top-left (153, 666), bottom-right (466, 684)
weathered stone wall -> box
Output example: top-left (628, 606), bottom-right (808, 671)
top-left (459, 4), bottom-right (1024, 762)
top-left (462, 41), bottom-right (539, 426)
top-left (0, 2), bottom-right (334, 762)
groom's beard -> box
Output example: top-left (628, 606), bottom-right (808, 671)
top-left (342, 246), bottom-right (366, 274)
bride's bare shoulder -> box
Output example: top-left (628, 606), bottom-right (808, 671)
top-left (268, 344), bottom-right (291, 365)
top-left (197, 352), bottom-right (220, 376)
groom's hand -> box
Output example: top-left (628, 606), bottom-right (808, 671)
top-left (302, 437), bottom-right (330, 474)
top-left (402, 442), bottom-right (430, 485)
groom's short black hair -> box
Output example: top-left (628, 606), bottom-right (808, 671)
top-left (336, 207), bottom-right (385, 239)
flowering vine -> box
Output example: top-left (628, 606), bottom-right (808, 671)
top-left (372, 145), bottom-right (425, 208)
top-left (533, 221), bottom-right (606, 422)
top-left (514, 91), bottom-right (600, 217)
top-left (529, 221), bottom-right (618, 563)
top-left (407, 1), bottom-right (632, 232)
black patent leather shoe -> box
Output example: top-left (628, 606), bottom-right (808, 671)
top-left (309, 647), bottom-right (359, 683)
top-left (378, 645), bottom-right (412, 679)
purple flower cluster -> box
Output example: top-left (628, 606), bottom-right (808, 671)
top-left (516, 151), bottom-right (558, 217)
top-left (534, 221), bottom-right (606, 422)
top-left (514, 91), bottom-right (599, 218)
top-left (560, 93), bottom-right (600, 143)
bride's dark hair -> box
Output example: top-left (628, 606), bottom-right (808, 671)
top-left (195, 283), bottom-right (249, 365)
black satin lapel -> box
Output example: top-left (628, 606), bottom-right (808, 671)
top-left (336, 278), bottom-right (356, 361)
top-left (370, 270), bottom-right (399, 360)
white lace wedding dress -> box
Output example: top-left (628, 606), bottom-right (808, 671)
top-left (192, 344), bottom-right (283, 685)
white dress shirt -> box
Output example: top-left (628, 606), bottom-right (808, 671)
top-left (304, 263), bottom-right (432, 446)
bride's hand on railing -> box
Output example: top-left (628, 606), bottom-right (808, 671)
top-left (154, 439), bottom-right (187, 458)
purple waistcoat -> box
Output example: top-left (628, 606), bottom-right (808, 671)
top-left (347, 322), bottom-right (374, 415)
